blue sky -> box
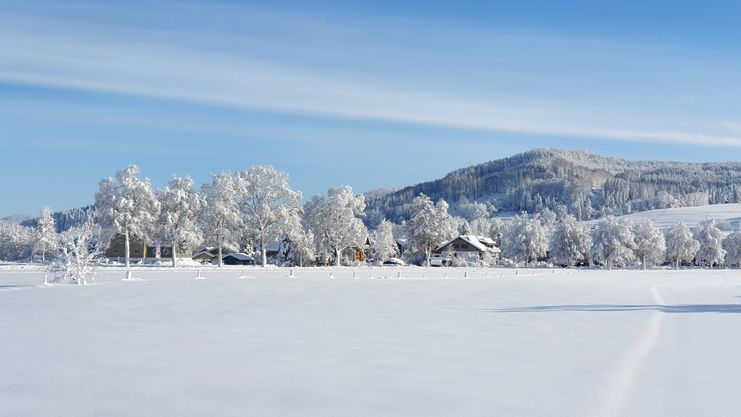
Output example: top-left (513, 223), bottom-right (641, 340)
top-left (1, 0), bottom-right (741, 217)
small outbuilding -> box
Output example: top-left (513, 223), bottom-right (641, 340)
top-left (222, 253), bottom-right (255, 265)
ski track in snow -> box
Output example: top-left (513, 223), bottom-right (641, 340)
top-left (592, 275), bottom-right (724, 417)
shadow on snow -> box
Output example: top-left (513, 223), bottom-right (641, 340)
top-left (488, 304), bottom-right (741, 314)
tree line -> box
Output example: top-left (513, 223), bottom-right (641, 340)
top-left (2, 164), bottom-right (741, 282)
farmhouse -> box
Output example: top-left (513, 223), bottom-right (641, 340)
top-left (432, 235), bottom-right (501, 265)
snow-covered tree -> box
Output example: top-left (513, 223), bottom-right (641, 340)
top-left (33, 206), bottom-right (58, 263)
top-left (502, 215), bottom-right (548, 266)
top-left (277, 205), bottom-right (315, 267)
top-left (537, 207), bottom-right (558, 228)
top-left (632, 220), bottom-right (666, 269)
top-left (49, 216), bottom-right (103, 285)
top-left (590, 216), bottom-right (637, 269)
top-left (694, 219), bottom-right (726, 267)
top-left (454, 216), bottom-right (471, 235)
top-left (549, 215), bottom-right (591, 267)
top-left (157, 176), bottom-right (206, 267)
top-left (404, 194), bottom-right (456, 267)
top-left (470, 216), bottom-right (507, 248)
top-left (370, 219), bottom-right (398, 262)
top-left (95, 165), bottom-right (160, 268)
top-left (200, 172), bottom-right (241, 267)
top-left (454, 198), bottom-right (494, 221)
top-left (305, 186), bottom-right (367, 266)
top-left (233, 166), bottom-right (302, 267)
top-left (665, 221), bottom-right (700, 269)
top-left (723, 232), bottom-right (741, 267)
top-left (0, 223), bottom-right (34, 261)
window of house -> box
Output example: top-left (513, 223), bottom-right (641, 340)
top-left (114, 250), bottom-right (119, 255)
top-left (134, 249), bottom-right (140, 255)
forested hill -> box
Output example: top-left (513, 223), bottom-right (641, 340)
top-left (21, 206), bottom-right (93, 233)
top-left (364, 148), bottom-right (741, 226)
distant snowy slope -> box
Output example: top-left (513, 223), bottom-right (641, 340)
top-left (0, 214), bottom-right (33, 224)
top-left (585, 203), bottom-right (741, 231)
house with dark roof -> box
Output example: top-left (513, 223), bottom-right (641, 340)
top-left (222, 253), bottom-right (255, 265)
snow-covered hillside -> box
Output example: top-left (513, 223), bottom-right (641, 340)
top-left (2, 267), bottom-right (740, 416)
top-left (586, 203), bottom-right (741, 231)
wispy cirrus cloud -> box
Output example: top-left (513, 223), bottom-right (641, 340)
top-left (1, 5), bottom-right (741, 148)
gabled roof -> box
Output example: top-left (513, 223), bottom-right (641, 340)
top-left (435, 235), bottom-right (500, 253)
top-left (476, 236), bottom-right (496, 245)
top-left (224, 252), bottom-right (254, 261)
top-left (192, 247), bottom-right (218, 258)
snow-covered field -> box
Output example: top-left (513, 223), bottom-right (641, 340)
top-left (2, 266), bottom-right (741, 417)
top-left (585, 203), bottom-right (741, 231)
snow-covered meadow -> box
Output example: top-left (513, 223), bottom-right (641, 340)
top-left (2, 266), bottom-right (741, 417)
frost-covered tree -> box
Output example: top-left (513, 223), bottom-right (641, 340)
top-left (590, 216), bottom-right (637, 269)
top-left (157, 176), bottom-right (206, 267)
top-left (549, 215), bottom-right (591, 267)
top-left (233, 166), bottom-right (302, 267)
top-left (370, 219), bottom-right (398, 262)
top-left (34, 206), bottom-right (58, 263)
top-left (276, 205), bottom-right (315, 267)
top-left (200, 172), bottom-right (241, 267)
top-left (454, 216), bottom-right (471, 235)
top-left (0, 223), bottom-right (34, 261)
top-left (470, 216), bottom-right (508, 248)
top-left (95, 165), bottom-right (160, 268)
top-left (49, 217), bottom-right (103, 285)
top-left (694, 220), bottom-right (726, 267)
top-left (404, 194), bottom-right (456, 267)
top-left (305, 186), bottom-right (368, 266)
top-left (723, 232), bottom-right (741, 267)
top-left (665, 221), bottom-right (700, 269)
top-left (632, 220), bottom-right (666, 269)
top-left (502, 215), bottom-right (548, 266)
top-left (537, 207), bottom-right (558, 228)
top-left (454, 198), bottom-right (494, 222)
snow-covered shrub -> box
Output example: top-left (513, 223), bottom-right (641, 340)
top-left (49, 218), bottom-right (103, 285)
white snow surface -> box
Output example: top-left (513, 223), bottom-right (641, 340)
top-left (2, 266), bottom-right (741, 417)
top-left (586, 203), bottom-right (741, 231)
